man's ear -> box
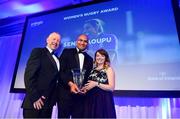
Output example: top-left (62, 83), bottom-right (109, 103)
top-left (46, 38), bottom-right (49, 44)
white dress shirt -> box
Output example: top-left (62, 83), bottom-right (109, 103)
top-left (76, 48), bottom-right (85, 71)
top-left (46, 46), bottom-right (60, 71)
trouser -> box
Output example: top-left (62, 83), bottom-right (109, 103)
top-left (23, 108), bottom-right (52, 118)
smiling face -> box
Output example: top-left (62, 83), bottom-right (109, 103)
top-left (46, 32), bottom-right (61, 50)
top-left (94, 49), bottom-right (110, 68)
top-left (95, 52), bottom-right (106, 66)
top-left (76, 34), bottom-right (88, 51)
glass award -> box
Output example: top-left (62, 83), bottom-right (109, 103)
top-left (71, 69), bottom-right (86, 89)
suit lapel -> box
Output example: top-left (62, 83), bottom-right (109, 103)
top-left (44, 48), bottom-right (58, 71)
top-left (83, 53), bottom-right (88, 70)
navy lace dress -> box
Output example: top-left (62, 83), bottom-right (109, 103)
top-left (84, 68), bottom-right (116, 118)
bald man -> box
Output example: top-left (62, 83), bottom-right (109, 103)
top-left (22, 32), bottom-right (61, 118)
top-left (57, 34), bottom-right (93, 118)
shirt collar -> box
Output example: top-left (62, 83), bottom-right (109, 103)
top-left (76, 47), bottom-right (86, 53)
top-left (46, 46), bottom-right (53, 54)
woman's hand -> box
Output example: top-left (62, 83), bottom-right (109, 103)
top-left (83, 80), bottom-right (98, 91)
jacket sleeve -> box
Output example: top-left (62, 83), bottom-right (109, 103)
top-left (24, 48), bottom-right (41, 103)
top-left (59, 49), bottom-right (72, 86)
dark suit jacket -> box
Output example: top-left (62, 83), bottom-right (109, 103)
top-left (22, 48), bottom-right (59, 109)
top-left (58, 48), bottom-right (93, 100)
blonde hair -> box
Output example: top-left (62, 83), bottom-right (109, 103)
top-left (48, 32), bottom-right (61, 40)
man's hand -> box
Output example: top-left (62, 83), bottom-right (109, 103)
top-left (33, 96), bottom-right (46, 110)
top-left (68, 81), bottom-right (80, 94)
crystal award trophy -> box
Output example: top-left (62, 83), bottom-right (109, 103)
top-left (71, 68), bottom-right (86, 89)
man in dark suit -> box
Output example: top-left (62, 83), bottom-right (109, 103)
top-left (22, 32), bottom-right (61, 118)
top-left (57, 34), bottom-right (93, 118)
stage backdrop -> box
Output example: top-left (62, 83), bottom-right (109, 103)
top-left (11, 0), bottom-right (180, 96)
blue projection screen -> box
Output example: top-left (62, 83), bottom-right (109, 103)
top-left (11, 0), bottom-right (180, 96)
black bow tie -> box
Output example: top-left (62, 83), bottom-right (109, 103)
top-left (51, 51), bottom-right (58, 56)
top-left (78, 50), bottom-right (85, 54)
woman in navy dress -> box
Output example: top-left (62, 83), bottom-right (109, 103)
top-left (82, 49), bottom-right (116, 118)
